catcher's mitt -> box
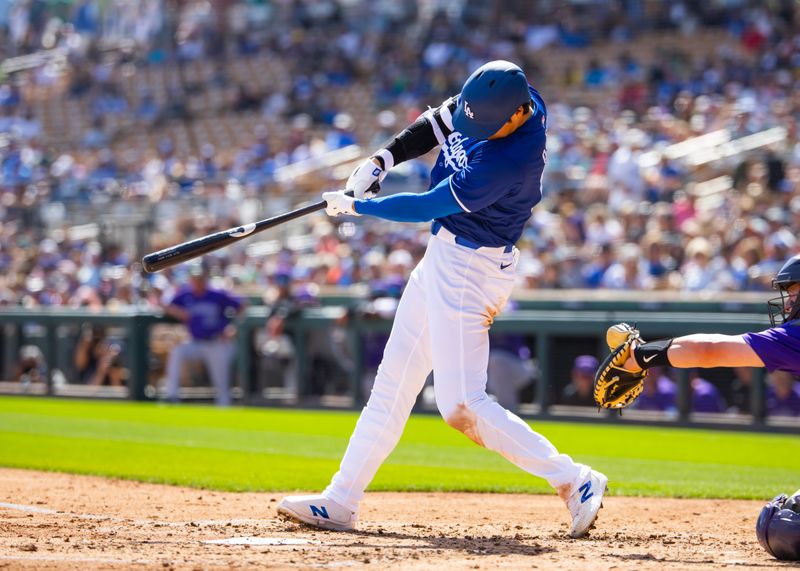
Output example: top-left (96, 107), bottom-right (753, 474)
top-left (594, 324), bottom-right (648, 409)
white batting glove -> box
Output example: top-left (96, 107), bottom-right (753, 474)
top-left (322, 191), bottom-right (360, 217)
top-left (346, 157), bottom-right (386, 199)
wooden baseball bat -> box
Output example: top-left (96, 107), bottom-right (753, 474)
top-left (141, 189), bottom-right (359, 273)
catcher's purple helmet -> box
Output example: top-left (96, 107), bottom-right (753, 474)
top-left (767, 254), bottom-right (800, 326)
top-left (756, 490), bottom-right (800, 560)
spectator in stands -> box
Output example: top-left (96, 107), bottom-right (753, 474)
top-left (607, 128), bottom-right (647, 210)
top-left (584, 59), bottom-right (608, 88)
top-left (135, 89), bottom-right (160, 126)
top-left (163, 264), bottom-right (243, 406)
top-left (81, 116), bottom-right (108, 149)
top-left (561, 355), bottom-right (599, 407)
top-left (766, 371), bottom-right (800, 417)
top-left (600, 243), bottom-right (651, 290)
top-left (326, 113), bottom-right (357, 150)
top-left (73, 324), bottom-right (126, 386)
top-left (582, 243), bottom-right (614, 288)
top-left (681, 237), bottom-right (732, 292)
top-left (233, 83), bottom-right (262, 113)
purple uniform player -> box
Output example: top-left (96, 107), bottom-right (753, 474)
top-left (163, 266), bottom-right (243, 406)
top-left (742, 323), bottom-right (800, 377)
top-left (605, 255), bottom-right (800, 413)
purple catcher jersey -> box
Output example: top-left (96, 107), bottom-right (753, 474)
top-left (429, 86), bottom-right (547, 247)
top-left (742, 320), bottom-right (800, 376)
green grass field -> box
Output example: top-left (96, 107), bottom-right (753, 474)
top-left (0, 396), bottom-right (798, 499)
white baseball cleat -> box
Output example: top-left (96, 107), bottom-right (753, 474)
top-left (276, 494), bottom-right (357, 531)
top-left (564, 468), bottom-right (608, 538)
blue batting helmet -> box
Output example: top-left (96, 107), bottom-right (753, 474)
top-left (452, 60), bottom-right (531, 140)
top-left (756, 489), bottom-right (800, 560)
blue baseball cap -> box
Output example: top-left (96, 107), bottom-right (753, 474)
top-left (452, 60), bottom-right (531, 140)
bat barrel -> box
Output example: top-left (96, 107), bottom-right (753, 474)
top-left (141, 228), bottom-right (243, 272)
top-left (141, 197), bottom-right (333, 273)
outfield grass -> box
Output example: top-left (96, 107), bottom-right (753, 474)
top-left (0, 396), bottom-right (797, 499)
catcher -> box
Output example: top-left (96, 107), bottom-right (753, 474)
top-left (595, 255), bottom-right (800, 409)
top-left (757, 488), bottom-right (800, 560)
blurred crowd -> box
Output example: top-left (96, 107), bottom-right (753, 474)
top-left (1, 1), bottom-right (799, 411)
top-left (1, 0), bottom-right (799, 309)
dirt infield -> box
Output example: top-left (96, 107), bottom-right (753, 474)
top-left (0, 468), bottom-right (787, 570)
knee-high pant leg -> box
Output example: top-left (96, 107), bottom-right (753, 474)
top-left (324, 264), bottom-right (432, 511)
top-left (424, 237), bottom-right (583, 489)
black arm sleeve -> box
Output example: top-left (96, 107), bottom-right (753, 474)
top-left (377, 96), bottom-right (457, 168)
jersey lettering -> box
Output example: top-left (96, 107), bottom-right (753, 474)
top-left (442, 132), bottom-right (468, 171)
top-left (538, 148), bottom-right (547, 189)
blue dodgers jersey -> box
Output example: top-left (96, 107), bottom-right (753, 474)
top-left (429, 86), bottom-right (546, 247)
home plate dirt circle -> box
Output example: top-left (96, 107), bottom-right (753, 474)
top-left (0, 469), bottom-right (783, 570)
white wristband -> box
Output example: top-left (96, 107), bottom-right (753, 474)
top-left (374, 149), bottom-right (394, 171)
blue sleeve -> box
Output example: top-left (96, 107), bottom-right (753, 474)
top-left (353, 178), bottom-right (464, 222)
top-left (449, 147), bottom-right (525, 212)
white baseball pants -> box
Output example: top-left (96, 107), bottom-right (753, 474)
top-left (165, 338), bottom-right (235, 406)
top-left (324, 230), bottom-right (584, 511)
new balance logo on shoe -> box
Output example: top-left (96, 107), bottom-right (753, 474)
top-left (579, 482), bottom-right (594, 504)
top-left (309, 505), bottom-right (329, 519)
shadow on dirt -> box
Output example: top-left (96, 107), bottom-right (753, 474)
top-left (325, 527), bottom-right (559, 558)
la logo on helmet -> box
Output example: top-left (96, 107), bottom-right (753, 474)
top-left (464, 102), bottom-right (474, 119)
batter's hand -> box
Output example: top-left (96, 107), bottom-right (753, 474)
top-left (323, 191), bottom-right (359, 217)
top-left (346, 158), bottom-right (385, 199)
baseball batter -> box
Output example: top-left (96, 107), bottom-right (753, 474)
top-left (602, 255), bottom-right (800, 379)
top-left (278, 60), bottom-right (606, 538)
